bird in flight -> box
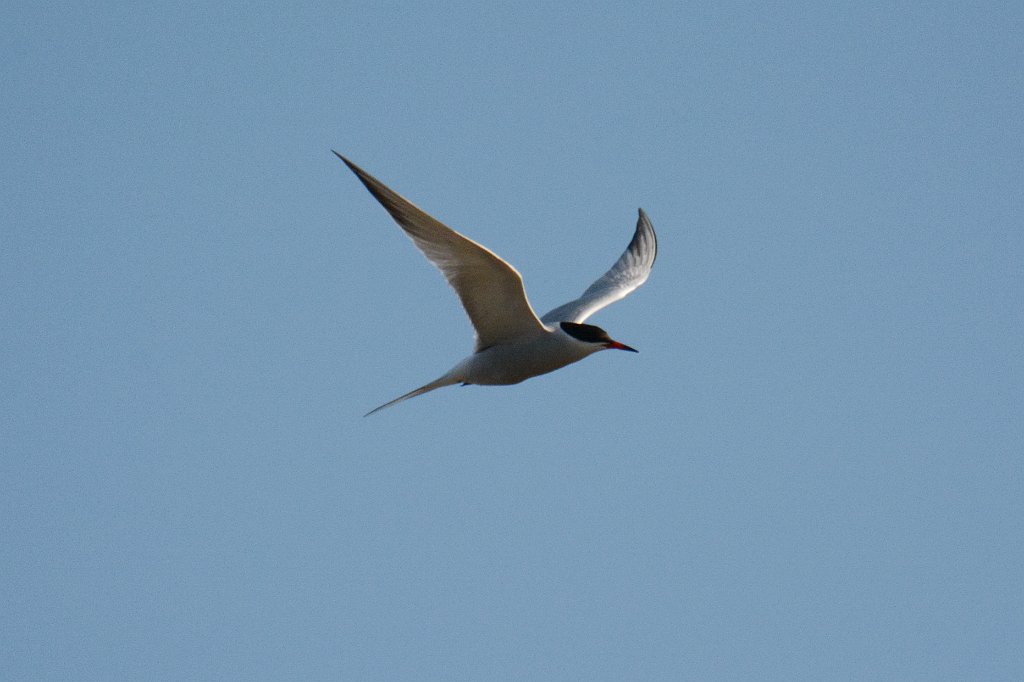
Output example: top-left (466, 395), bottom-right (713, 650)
top-left (334, 152), bottom-right (657, 415)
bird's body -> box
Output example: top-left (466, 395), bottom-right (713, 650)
top-left (334, 152), bottom-right (658, 415)
top-left (454, 324), bottom-right (608, 386)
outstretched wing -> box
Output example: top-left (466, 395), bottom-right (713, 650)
top-left (541, 209), bottom-right (657, 324)
top-left (336, 152), bottom-right (546, 351)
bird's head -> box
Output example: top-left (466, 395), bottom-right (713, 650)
top-left (559, 321), bottom-right (638, 353)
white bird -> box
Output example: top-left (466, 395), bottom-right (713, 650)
top-left (335, 152), bottom-right (657, 416)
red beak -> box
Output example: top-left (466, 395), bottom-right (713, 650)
top-left (606, 341), bottom-right (638, 353)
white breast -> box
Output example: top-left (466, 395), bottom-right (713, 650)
top-left (458, 329), bottom-right (602, 385)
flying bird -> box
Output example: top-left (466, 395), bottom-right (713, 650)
top-left (335, 152), bottom-right (657, 415)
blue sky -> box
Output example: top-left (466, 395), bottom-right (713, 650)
top-left (3, 2), bottom-right (1022, 679)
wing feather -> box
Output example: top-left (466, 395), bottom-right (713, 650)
top-left (540, 209), bottom-right (657, 324)
top-left (336, 153), bottom-right (545, 350)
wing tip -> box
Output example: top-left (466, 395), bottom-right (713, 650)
top-left (331, 150), bottom-right (361, 175)
top-left (637, 207), bottom-right (653, 229)
top-left (633, 207), bottom-right (657, 266)
top-left (332, 152), bottom-right (396, 210)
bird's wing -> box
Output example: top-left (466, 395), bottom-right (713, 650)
top-left (540, 209), bottom-right (657, 324)
top-left (336, 153), bottom-right (546, 351)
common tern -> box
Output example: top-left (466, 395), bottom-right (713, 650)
top-left (335, 152), bottom-right (657, 416)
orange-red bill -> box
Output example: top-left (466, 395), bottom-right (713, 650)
top-left (606, 341), bottom-right (638, 353)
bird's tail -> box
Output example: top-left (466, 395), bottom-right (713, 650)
top-left (364, 373), bottom-right (461, 417)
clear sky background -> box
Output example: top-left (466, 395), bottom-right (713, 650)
top-left (3, 2), bottom-right (1022, 679)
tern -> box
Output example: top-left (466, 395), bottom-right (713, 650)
top-left (335, 152), bottom-right (657, 416)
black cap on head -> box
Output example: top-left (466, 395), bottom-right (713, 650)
top-left (559, 321), bottom-right (612, 343)
top-left (559, 322), bottom-right (638, 352)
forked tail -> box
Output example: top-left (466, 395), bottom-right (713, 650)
top-left (364, 373), bottom-right (461, 417)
